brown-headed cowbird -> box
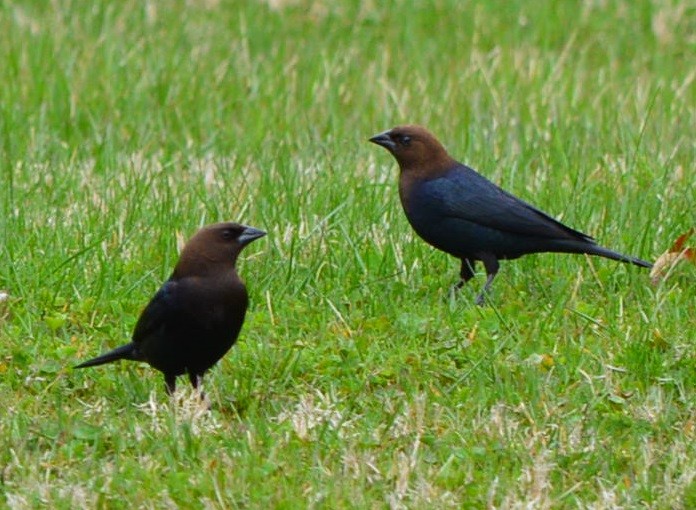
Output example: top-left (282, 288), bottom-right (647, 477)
top-left (75, 222), bottom-right (266, 394)
top-left (369, 125), bottom-right (652, 305)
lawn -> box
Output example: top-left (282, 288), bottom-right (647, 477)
top-left (0, 0), bottom-right (694, 507)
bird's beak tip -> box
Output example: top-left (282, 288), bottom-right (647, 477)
top-left (239, 227), bottom-right (267, 245)
top-left (368, 131), bottom-right (396, 150)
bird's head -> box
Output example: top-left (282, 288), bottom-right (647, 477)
top-left (176, 222), bottom-right (266, 276)
top-left (369, 125), bottom-right (455, 175)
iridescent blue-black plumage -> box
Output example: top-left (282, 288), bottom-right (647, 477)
top-left (370, 125), bottom-right (651, 304)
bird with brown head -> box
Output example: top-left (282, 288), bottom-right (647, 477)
top-left (75, 222), bottom-right (266, 395)
top-left (370, 125), bottom-right (651, 304)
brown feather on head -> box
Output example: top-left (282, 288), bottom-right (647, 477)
top-left (369, 125), bottom-right (456, 176)
top-left (174, 222), bottom-right (266, 278)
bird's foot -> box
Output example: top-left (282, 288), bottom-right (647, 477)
top-left (474, 292), bottom-right (488, 306)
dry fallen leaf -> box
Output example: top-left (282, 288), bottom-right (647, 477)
top-left (650, 228), bottom-right (695, 284)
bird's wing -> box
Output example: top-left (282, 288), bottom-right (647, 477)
top-left (131, 280), bottom-right (182, 344)
top-left (425, 165), bottom-right (594, 241)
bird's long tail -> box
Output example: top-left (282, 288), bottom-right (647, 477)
top-left (74, 342), bottom-right (139, 369)
top-left (584, 244), bottom-right (653, 269)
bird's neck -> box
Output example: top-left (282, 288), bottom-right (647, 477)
top-left (398, 156), bottom-right (457, 214)
top-left (172, 254), bottom-right (238, 280)
top-left (399, 155), bottom-right (457, 182)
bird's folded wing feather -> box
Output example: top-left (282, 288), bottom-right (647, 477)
top-left (426, 165), bottom-right (593, 241)
top-left (131, 280), bottom-right (183, 344)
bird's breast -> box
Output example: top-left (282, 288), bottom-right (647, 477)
top-left (399, 179), bottom-right (490, 258)
top-left (400, 179), bottom-right (445, 223)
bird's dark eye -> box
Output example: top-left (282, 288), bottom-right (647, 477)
top-left (401, 135), bottom-right (411, 146)
top-left (221, 229), bottom-right (235, 240)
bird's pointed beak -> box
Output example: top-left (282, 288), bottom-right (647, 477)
top-left (369, 130), bottom-right (396, 150)
top-left (238, 226), bottom-right (267, 245)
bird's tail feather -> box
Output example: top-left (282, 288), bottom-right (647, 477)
top-left (74, 343), bottom-right (139, 369)
top-left (584, 244), bottom-right (653, 269)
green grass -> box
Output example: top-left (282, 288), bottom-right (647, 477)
top-left (1, 0), bottom-right (694, 507)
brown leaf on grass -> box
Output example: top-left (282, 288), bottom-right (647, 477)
top-left (650, 228), bottom-right (695, 284)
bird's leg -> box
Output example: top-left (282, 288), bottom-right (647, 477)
top-left (475, 254), bottom-right (500, 306)
top-left (164, 374), bottom-right (177, 395)
top-left (188, 372), bottom-right (206, 402)
top-left (455, 258), bottom-right (476, 288)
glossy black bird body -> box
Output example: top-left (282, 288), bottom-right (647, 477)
top-left (369, 125), bottom-right (651, 304)
top-left (75, 222), bottom-right (266, 393)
